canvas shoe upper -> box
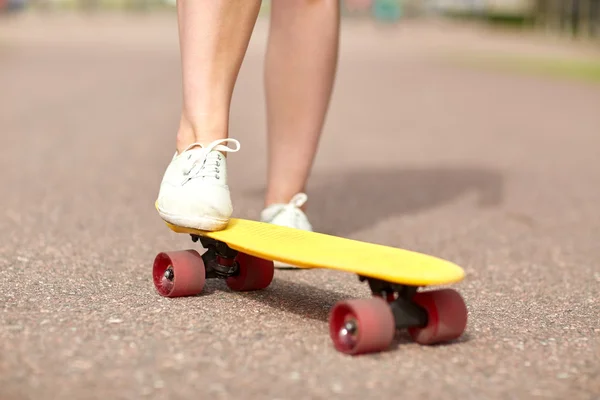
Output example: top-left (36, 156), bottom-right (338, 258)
top-left (156, 138), bottom-right (240, 231)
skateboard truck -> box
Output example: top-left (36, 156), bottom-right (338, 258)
top-left (359, 275), bottom-right (429, 330)
top-left (191, 235), bottom-right (239, 279)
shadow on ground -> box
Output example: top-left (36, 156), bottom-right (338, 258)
top-left (245, 166), bottom-right (504, 236)
top-left (201, 276), bottom-right (474, 353)
top-left (204, 277), bottom-right (351, 323)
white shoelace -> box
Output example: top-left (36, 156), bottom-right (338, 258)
top-left (265, 193), bottom-right (308, 221)
top-left (286, 193), bottom-right (308, 209)
top-left (180, 138), bottom-right (240, 180)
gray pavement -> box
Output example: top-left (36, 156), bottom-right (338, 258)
top-left (1, 12), bottom-right (599, 400)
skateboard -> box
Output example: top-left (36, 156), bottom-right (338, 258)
top-left (153, 217), bottom-right (468, 355)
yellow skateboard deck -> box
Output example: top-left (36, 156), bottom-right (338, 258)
top-left (154, 217), bottom-right (468, 355)
top-left (163, 218), bottom-right (464, 286)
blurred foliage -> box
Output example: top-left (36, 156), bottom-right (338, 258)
top-left (2, 0), bottom-right (599, 40)
top-left (448, 52), bottom-right (600, 84)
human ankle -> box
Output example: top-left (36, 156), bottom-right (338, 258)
top-left (177, 114), bottom-right (228, 153)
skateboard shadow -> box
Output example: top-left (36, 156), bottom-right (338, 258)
top-left (203, 276), bottom-right (385, 325)
top-left (204, 277), bottom-right (474, 348)
top-left (224, 277), bottom-right (354, 323)
top-left (241, 165), bottom-right (503, 237)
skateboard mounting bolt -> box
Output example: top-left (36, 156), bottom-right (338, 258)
top-left (164, 267), bottom-right (174, 281)
top-left (336, 319), bottom-right (359, 349)
top-left (343, 320), bottom-right (357, 335)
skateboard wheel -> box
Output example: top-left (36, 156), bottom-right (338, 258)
top-left (226, 253), bottom-right (274, 291)
top-left (329, 297), bottom-right (395, 355)
top-left (408, 288), bottom-right (467, 345)
top-left (153, 250), bottom-right (206, 297)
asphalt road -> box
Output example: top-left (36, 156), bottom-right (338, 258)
top-left (1, 12), bottom-right (599, 400)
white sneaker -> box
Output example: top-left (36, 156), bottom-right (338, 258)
top-left (156, 138), bottom-right (240, 231)
top-left (260, 192), bottom-right (313, 268)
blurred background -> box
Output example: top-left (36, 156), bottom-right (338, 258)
top-left (1, 1), bottom-right (600, 399)
top-left (2, 0), bottom-right (600, 40)
top-left (1, 0), bottom-right (599, 80)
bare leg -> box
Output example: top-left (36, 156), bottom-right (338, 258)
top-left (176, 0), bottom-right (262, 153)
top-left (264, 0), bottom-right (340, 208)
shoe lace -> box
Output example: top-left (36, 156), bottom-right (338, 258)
top-left (269, 193), bottom-right (308, 221)
top-left (285, 193), bottom-right (308, 210)
top-left (181, 138), bottom-right (240, 179)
